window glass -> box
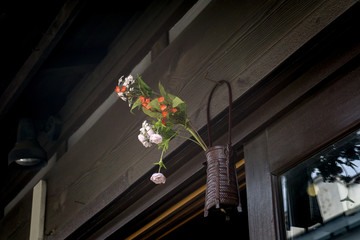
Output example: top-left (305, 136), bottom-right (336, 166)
top-left (280, 129), bottom-right (360, 239)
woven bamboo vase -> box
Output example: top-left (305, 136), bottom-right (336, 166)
top-left (204, 80), bottom-right (241, 217)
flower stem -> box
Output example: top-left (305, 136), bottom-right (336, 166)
top-left (176, 134), bottom-right (204, 148)
top-left (186, 122), bottom-right (208, 151)
top-left (158, 148), bottom-right (166, 173)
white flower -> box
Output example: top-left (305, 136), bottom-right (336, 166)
top-left (125, 75), bottom-right (134, 83)
top-left (138, 134), bottom-right (146, 143)
top-left (138, 133), bottom-right (152, 147)
top-left (142, 121), bottom-right (156, 136)
top-left (150, 134), bottom-right (163, 144)
top-left (142, 120), bottom-right (149, 128)
top-left (124, 75), bottom-right (134, 88)
top-left (139, 127), bottom-right (146, 135)
top-left (150, 173), bottom-right (166, 184)
top-left (117, 92), bottom-right (127, 102)
top-left (142, 140), bottom-right (152, 148)
top-left (145, 126), bottom-right (155, 136)
top-left (118, 76), bottom-right (124, 85)
top-left (139, 120), bottom-right (161, 147)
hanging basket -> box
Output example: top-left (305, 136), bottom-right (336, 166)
top-left (204, 80), bottom-right (241, 217)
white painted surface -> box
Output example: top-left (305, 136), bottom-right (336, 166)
top-left (68, 51), bottom-right (152, 149)
top-left (29, 180), bottom-right (47, 240)
top-left (169, 0), bottom-right (212, 43)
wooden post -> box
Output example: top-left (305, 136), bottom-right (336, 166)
top-left (30, 180), bottom-right (47, 240)
top-left (244, 132), bottom-right (277, 240)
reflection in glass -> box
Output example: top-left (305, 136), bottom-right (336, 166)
top-left (280, 130), bottom-right (360, 239)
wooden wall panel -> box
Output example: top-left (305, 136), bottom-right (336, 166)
top-left (141, 0), bottom-right (355, 131)
top-left (242, 8), bottom-right (360, 237)
top-left (0, 191), bottom-right (32, 240)
top-left (228, 15), bottom-right (360, 152)
top-left (242, 55), bottom-right (360, 240)
top-left (41, 0), bottom-right (357, 238)
top-left (47, 0), bottom-right (196, 155)
top-left (267, 63), bottom-right (360, 174)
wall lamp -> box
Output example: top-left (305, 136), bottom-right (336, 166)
top-left (8, 118), bottom-right (47, 168)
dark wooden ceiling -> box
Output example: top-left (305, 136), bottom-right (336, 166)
top-left (0, 0), bottom-right (154, 217)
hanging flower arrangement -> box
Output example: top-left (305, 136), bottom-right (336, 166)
top-left (115, 75), bottom-right (208, 184)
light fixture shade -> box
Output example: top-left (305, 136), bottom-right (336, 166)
top-left (8, 118), bottom-right (47, 167)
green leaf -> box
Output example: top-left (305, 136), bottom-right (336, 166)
top-left (166, 93), bottom-right (176, 102)
top-left (154, 120), bottom-right (163, 130)
top-left (138, 75), bottom-right (153, 96)
top-left (177, 102), bottom-right (187, 114)
top-left (161, 161), bottom-right (167, 169)
top-left (159, 127), bottom-right (176, 141)
top-left (172, 96), bottom-right (185, 108)
top-left (168, 112), bottom-right (187, 125)
top-left (158, 82), bottom-right (167, 97)
top-left (147, 99), bottom-right (161, 111)
top-left (130, 98), bottom-right (142, 113)
top-left (142, 107), bottom-right (163, 119)
top-left (154, 161), bottom-right (167, 169)
top-left (159, 82), bottom-right (176, 103)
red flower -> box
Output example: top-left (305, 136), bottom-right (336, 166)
top-left (120, 86), bottom-right (127, 92)
top-left (141, 98), bottom-right (152, 109)
top-left (162, 118), bottom-right (166, 125)
top-left (170, 108), bottom-right (177, 113)
top-left (162, 111), bottom-right (168, 117)
top-left (115, 86), bottom-right (120, 93)
top-left (158, 97), bottom-right (164, 103)
top-left (160, 104), bottom-right (167, 111)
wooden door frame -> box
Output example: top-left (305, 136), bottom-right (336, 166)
top-left (243, 4), bottom-right (360, 239)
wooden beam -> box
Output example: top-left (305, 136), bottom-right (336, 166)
top-left (267, 58), bottom-right (360, 174)
top-left (242, 39), bottom-right (360, 240)
top-left (65, 4), bottom-right (360, 239)
top-left (0, 0), bottom-right (82, 117)
top-left (151, 32), bottom-right (168, 61)
top-left (41, 1), bottom-right (197, 238)
top-left (221, 2), bottom-right (360, 151)
top-left (48, 0), bottom-right (197, 155)
top-left (42, 0), bottom-right (357, 239)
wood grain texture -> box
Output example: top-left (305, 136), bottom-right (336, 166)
top-left (0, 191), bottom-right (32, 240)
top-left (0, 0), bottom-right (82, 116)
top-left (241, 47), bottom-right (360, 240)
top-left (41, 0), bottom-right (357, 238)
top-left (43, 0), bottom-right (196, 155)
top-left (228, 4), bottom-right (360, 151)
top-left (141, 0), bottom-right (356, 134)
top-left (151, 32), bottom-right (169, 61)
top-left (244, 132), bottom-right (276, 240)
top-left (267, 61), bottom-right (360, 174)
